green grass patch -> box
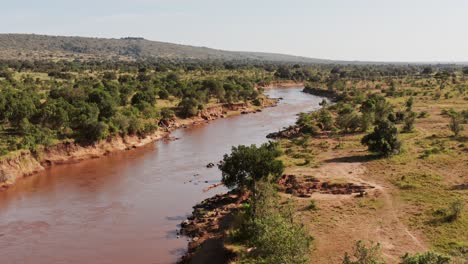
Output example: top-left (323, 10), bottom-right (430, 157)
top-left (392, 172), bottom-right (467, 257)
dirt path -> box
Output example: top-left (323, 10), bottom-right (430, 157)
top-left (287, 140), bottom-right (427, 263)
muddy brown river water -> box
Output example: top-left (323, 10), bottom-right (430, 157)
top-left (0, 87), bottom-right (322, 264)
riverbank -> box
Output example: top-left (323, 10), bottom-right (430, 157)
top-left (179, 190), bottom-right (248, 264)
top-left (0, 97), bottom-right (278, 189)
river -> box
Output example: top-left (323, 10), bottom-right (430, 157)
top-left (0, 87), bottom-right (322, 264)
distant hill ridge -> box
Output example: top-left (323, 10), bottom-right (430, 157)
top-left (0, 33), bottom-right (333, 63)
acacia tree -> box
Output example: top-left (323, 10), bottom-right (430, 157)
top-left (361, 120), bottom-right (401, 156)
top-left (218, 141), bottom-right (284, 196)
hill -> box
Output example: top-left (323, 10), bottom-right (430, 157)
top-left (0, 34), bottom-right (333, 63)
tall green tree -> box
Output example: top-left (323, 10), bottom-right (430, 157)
top-left (361, 120), bottom-right (401, 156)
top-left (218, 141), bottom-right (284, 195)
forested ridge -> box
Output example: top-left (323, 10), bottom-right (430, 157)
top-left (0, 34), bottom-right (333, 63)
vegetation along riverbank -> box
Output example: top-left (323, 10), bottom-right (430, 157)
top-left (0, 60), bottom-right (292, 188)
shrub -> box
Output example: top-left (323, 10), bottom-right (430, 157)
top-left (160, 108), bottom-right (175, 120)
top-left (158, 89), bottom-right (170, 99)
top-left (178, 97), bottom-right (201, 117)
top-left (418, 111), bottom-right (429, 118)
top-left (403, 111), bottom-right (417, 133)
top-left (400, 251), bottom-right (450, 264)
top-left (447, 200), bottom-right (464, 222)
top-left (307, 200), bottom-right (318, 210)
top-left (361, 120), bottom-right (401, 156)
top-left (449, 113), bottom-right (464, 137)
top-left (342, 240), bottom-right (385, 264)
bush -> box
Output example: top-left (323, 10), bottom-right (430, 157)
top-left (160, 108), bottom-right (175, 120)
top-left (403, 111), bottom-right (417, 133)
top-left (447, 200), bottom-right (464, 222)
top-left (178, 97), bottom-right (201, 117)
top-left (400, 251), bottom-right (450, 264)
top-left (307, 200), bottom-right (318, 210)
top-left (361, 120), bottom-right (401, 156)
top-left (158, 89), bottom-right (170, 99)
top-left (449, 113), bottom-right (464, 137)
top-left (418, 111), bottom-right (429, 118)
top-left (342, 240), bottom-right (385, 264)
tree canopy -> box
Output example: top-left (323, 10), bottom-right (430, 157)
top-left (218, 141), bottom-right (284, 192)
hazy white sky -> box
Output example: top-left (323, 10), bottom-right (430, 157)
top-left (2, 0), bottom-right (468, 61)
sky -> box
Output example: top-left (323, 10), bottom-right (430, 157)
top-left (1, 0), bottom-right (468, 62)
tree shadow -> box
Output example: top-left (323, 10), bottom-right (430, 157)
top-left (450, 183), bottom-right (468, 190)
top-left (323, 154), bottom-right (380, 163)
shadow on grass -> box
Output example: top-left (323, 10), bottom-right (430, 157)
top-left (426, 214), bottom-right (458, 226)
top-left (323, 154), bottom-right (380, 163)
top-left (451, 183), bottom-right (468, 190)
top-left (425, 134), bottom-right (468, 143)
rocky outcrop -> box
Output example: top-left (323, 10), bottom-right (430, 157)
top-left (266, 126), bottom-right (301, 139)
top-left (179, 190), bottom-right (247, 263)
top-left (278, 174), bottom-right (374, 197)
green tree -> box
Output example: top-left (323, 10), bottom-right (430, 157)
top-left (296, 113), bottom-right (319, 135)
top-left (131, 91), bottom-right (156, 107)
top-left (316, 109), bottom-right (334, 130)
top-left (422, 67), bottom-right (433, 75)
top-left (218, 142), bottom-right (284, 195)
top-left (336, 105), bottom-right (361, 133)
top-left (87, 89), bottom-right (117, 119)
top-left (160, 108), bottom-right (175, 121)
top-left (39, 99), bottom-right (71, 130)
top-left (178, 97), bottom-right (201, 117)
top-left (403, 111), bottom-right (416, 133)
top-left (405, 97), bottom-right (414, 111)
top-left (463, 67), bottom-right (468, 76)
top-left (158, 89), bottom-right (170, 99)
top-left (83, 121), bottom-right (110, 143)
top-left (360, 95), bottom-right (394, 124)
top-left (361, 120), bottom-right (401, 156)
top-left (3, 89), bottom-right (39, 126)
